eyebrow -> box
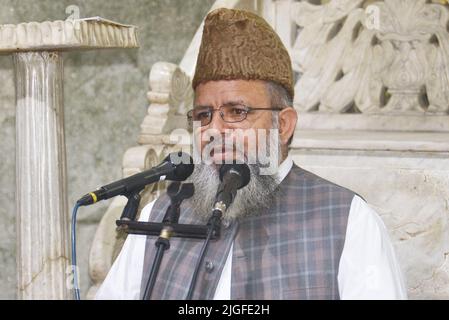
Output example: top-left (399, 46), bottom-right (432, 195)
top-left (193, 100), bottom-right (246, 109)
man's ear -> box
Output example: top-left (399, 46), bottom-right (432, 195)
top-left (278, 107), bottom-right (297, 145)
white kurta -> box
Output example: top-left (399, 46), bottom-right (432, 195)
top-left (95, 156), bottom-right (408, 300)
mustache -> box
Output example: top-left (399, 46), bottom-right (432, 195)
top-left (192, 128), bottom-right (281, 173)
top-left (202, 137), bottom-right (248, 163)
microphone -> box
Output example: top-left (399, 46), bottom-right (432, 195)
top-left (76, 152), bottom-right (194, 206)
top-left (207, 163), bottom-right (250, 254)
top-left (185, 163), bottom-right (250, 300)
top-left (213, 163), bottom-right (251, 215)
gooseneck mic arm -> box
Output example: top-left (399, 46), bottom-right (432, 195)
top-left (185, 163), bottom-right (250, 300)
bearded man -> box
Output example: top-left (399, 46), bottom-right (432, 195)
top-left (96, 8), bottom-right (407, 300)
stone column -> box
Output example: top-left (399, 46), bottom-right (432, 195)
top-left (14, 51), bottom-right (69, 299)
top-left (0, 17), bottom-right (138, 299)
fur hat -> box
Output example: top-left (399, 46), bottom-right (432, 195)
top-left (192, 8), bottom-right (294, 99)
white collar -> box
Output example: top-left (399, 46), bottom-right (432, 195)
top-left (275, 154), bottom-right (293, 183)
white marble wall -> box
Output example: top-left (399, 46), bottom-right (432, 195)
top-left (291, 148), bottom-right (449, 299)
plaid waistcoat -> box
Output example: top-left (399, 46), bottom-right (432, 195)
top-left (140, 164), bottom-right (354, 299)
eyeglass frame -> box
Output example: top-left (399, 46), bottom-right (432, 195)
top-left (186, 103), bottom-right (283, 127)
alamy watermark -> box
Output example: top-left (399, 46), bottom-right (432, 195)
top-left (65, 5), bottom-right (81, 30)
top-left (169, 121), bottom-right (281, 176)
top-left (365, 5), bottom-right (380, 31)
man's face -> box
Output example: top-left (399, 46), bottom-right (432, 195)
top-left (193, 79), bottom-right (277, 166)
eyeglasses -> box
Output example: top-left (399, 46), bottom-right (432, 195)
top-left (187, 103), bottom-right (282, 127)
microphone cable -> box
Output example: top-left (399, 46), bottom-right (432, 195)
top-left (71, 202), bottom-right (81, 300)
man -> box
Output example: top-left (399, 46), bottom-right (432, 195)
top-left (96, 8), bottom-right (407, 300)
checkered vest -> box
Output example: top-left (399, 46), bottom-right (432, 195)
top-left (140, 164), bottom-right (354, 299)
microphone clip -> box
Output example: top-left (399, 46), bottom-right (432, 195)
top-left (163, 182), bottom-right (194, 224)
top-left (119, 188), bottom-right (144, 222)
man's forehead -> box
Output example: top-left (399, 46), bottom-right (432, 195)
top-left (194, 79), bottom-right (268, 105)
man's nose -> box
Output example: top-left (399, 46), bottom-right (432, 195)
top-left (207, 110), bottom-right (227, 132)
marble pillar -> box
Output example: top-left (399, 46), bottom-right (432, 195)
top-left (14, 51), bottom-right (69, 299)
top-left (0, 17), bottom-right (138, 299)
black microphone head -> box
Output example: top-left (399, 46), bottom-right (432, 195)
top-left (219, 163), bottom-right (251, 189)
top-left (164, 151), bottom-right (194, 181)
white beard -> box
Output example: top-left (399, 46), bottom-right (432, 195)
top-left (186, 163), bottom-right (280, 223)
top-left (188, 120), bottom-right (283, 222)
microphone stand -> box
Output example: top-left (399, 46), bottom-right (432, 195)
top-left (114, 183), bottom-right (222, 300)
top-left (185, 164), bottom-right (250, 299)
top-left (185, 207), bottom-right (222, 300)
top-left (142, 226), bottom-right (172, 300)
top-left (142, 182), bottom-right (194, 300)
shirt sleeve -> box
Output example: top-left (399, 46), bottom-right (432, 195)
top-left (338, 195), bottom-right (408, 300)
top-left (94, 199), bottom-right (156, 300)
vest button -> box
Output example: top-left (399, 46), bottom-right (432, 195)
top-left (205, 260), bottom-right (214, 272)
